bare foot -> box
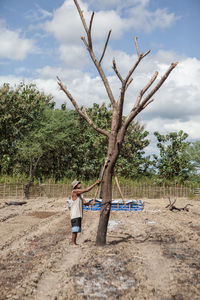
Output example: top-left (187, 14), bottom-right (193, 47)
top-left (70, 242), bottom-right (79, 246)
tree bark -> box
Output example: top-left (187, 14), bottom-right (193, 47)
top-left (96, 166), bottom-right (112, 246)
top-left (96, 130), bottom-right (120, 246)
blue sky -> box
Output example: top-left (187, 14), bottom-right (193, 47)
top-left (0, 0), bottom-right (200, 154)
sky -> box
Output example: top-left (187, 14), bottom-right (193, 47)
top-left (0, 0), bottom-right (200, 155)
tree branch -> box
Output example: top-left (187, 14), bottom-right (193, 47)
top-left (112, 58), bottom-right (123, 82)
top-left (118, 62), bottom-right (178, 144)
top-left (134, 36), bottom-right (150, 58)
top-left (57, 77), bottom-right (110, 138)
top-left (124, 55), bottom-right (143, 85)
top-left (74, 0), bottom-right (89, 35)
top-left (134, 71), bottom-right (158, 108)
top-left (134, 36), bottom-right (140, 57)
top-left (81, 36), bottom-right (88, 49)
top-left (125, 78), bottom-right (133, 91)
top-left (74, 0), bottom-right (116, 108)
top-left (88, 12), bottom-right (94, 49)
top-left (116, 36), bottom-right (151, 118)
top-left (140, 62), bottom-right (178, 107)
top-left (143, 98), bottom-right (154, 109)
top-left (99, 30), bottom-right (112, 64)
top-left (82, 107), bottom-right (110, 137)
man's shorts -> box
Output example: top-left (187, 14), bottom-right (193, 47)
top-left (71, 217), bottom-right (82, 233)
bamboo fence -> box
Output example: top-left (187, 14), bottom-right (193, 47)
top-left (0, 182), bottom-right (198, 200)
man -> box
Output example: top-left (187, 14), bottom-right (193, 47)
top-left (70, 179), bottom-right (101, 245)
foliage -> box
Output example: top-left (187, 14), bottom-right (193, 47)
top-left (2, 81), bottom-right (198, 184)
top-left (153, 130), bottom-right (192, 182)
top-left (187, 141), bottom-right (200, 173)
top-left (0, 82), bottom-right (54, 174)
top-left (69, 103), bottom-right (110, 180)
top-left (67, 104), bottom-right (150, 180)
top-left (117, 121), bottom-right (151, 178)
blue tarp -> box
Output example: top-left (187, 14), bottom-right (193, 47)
top-left (83, 199), bottom-right (145, 211)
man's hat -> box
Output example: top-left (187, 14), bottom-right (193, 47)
top-left (71, 180), bottom-right (81, 189)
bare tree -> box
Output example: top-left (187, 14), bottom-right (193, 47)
top-left (57, 0), bottom-right (178, 246)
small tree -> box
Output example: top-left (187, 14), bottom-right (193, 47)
top-left (0, 82), bottom-right (54, 175)
top-left (153, 130), bottom-right (192, 182)
top-left (57, 0), bottom-right (178, 246)
top-left (16, 109), bottom-right (73, 197)
top-left (187, 141), bottom-right (200, 173)
top-left (17, 134), bottom-right (43, 199)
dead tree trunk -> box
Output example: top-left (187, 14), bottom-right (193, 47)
top-left (57, 0), bottom-right (178, 246)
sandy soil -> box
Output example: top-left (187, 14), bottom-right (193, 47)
top-left (0, 196), bottom-right (200, 300)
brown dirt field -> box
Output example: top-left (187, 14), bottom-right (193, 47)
top-left (0, 197), bottom-right (200, 300)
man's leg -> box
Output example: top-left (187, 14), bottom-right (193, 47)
top-left (71, 232), bottom-right (78, 245)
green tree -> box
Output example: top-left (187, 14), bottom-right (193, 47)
top-left (16, 108), bottom-right (74, 195)
top-left (0, 82), bottom-right (54, 174)
top-left (153, 130), bottom-right (192, 182)
top-left (117, 122), bottom-right (150, 178)
top-left (67, 104), bottom-right (150, 180)
top-left (187, 141), bottom-right (200, 173)
top-left (70, 103), bottom-right (110, 180)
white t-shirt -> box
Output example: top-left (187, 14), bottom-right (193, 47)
top-left (70, 194), bottom-right (83, 219)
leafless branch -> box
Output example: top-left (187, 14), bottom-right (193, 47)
top-left (134, 36), bottom-right (150, 58)
top-left (143, 98), bottom-right (154, 109)
top-left (74, 0), bottom-right (88, 35)
top-left (88, 12), bottom-right (94, 49)
top-left (124, 55), bottom-right (143, 85)
top-left (125, 77), bottom-right (133, 91)
top-left (57, 77), bottom-right (110, 138)
top-left (117, 55), bottom-right (143, 116)
top-left (118, 62), bottom-right (178, 144)
top-left (115, 37), bottom-right (151, 120)
top-left (140, 62), bottom-right (178, 107)
top-left (134, 36), bottom-right (140, 57)
top-left (73, 0), bottom-right (116, 108)
top-left (134, 71), bottom-right (158, 108)
top-left (99, 30), bottom-right (112, 64)
top-left (112, 58), bottom-right (123, 82)
top-left (143, 49), bottom-right (151, 58)
top-left (141, 71), bottom-right (159, 96)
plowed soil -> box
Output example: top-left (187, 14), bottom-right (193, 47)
top-left (0, 197), bottom-right (200, 300)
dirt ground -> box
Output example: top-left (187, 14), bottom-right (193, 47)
top-left (0, 196), bottom-right (200, 300)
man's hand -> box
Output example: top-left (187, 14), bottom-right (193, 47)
top-left (96, 178), bottom-right (102, 185)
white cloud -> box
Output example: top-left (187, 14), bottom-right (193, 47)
top-left (25, 5), bottom-right (52, 22)
top-left (90, 0), bottom-right (179, 32)
top-left (36, 66), bottom-right (84, 81)
top-left (1, 47), bottom-right (200, 151)
top-left (43, 0), bottom-right (179, 67)
top-left (44, 1), bottom-right (86, 44)
top-left (0, 20), bottom-right (35, 60)
top-left (58, 44), bottom-right (89, 68)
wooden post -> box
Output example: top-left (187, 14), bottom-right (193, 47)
top-left (114, 174), bottom-right (126, 205)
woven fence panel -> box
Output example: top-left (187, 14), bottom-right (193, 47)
top-left (0, 183), bottom-right (194, 199)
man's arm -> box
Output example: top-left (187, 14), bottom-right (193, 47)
top-left (73, 179), bottom-right (101, 196)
